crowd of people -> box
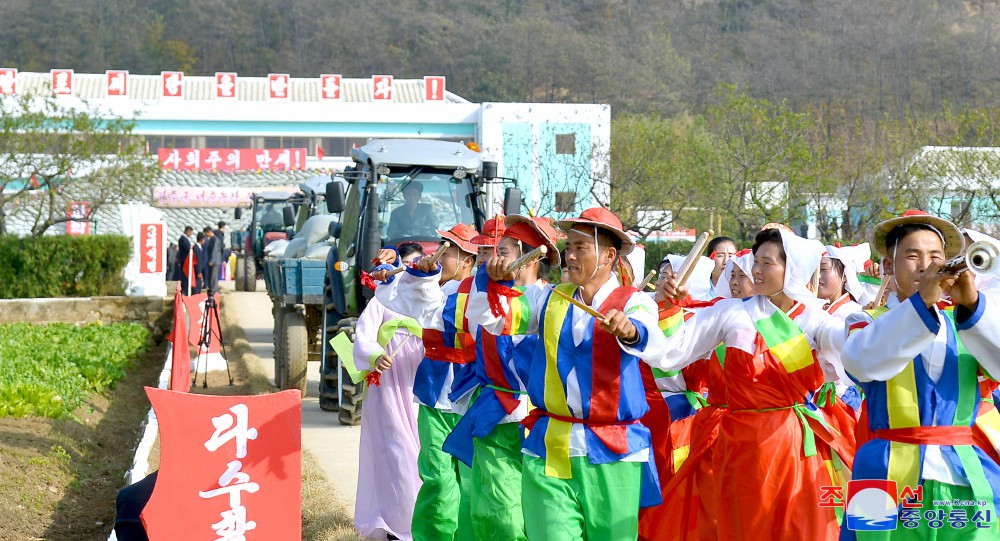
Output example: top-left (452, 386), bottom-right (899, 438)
top-left (167, 222), bottom-right (229, 295)
top-left (347, 206), bottom-right (1000, 541)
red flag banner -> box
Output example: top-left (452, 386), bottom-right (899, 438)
top-left (182, 292), bottom-right (222, 354)
top-left (169, 285), bottom-right (191, 392)
top-left (141, 388), bottom-right (302, 540)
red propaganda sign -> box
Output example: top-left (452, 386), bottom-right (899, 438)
top-left (106, 70), bottom-right (128, 97)
top-left (320, 74), bottom-right (341, 100)
top-left (424, 76), bottom-right (446, 101)
top-left (66, 201), bottom-right (91, 236)
top-left (268, 73), bottom-right (290, 99)
top-left (0, 68), bottom-right (16, 95)
top-left (162, 71), bottom-right (183, 98)
top-left (141, 388), bottom-right (302, 541)
top-left (168, 286), bottom-right (191, 393)
top-left (158, 148), bottom-right (307, 172)
top-left (372, 75), bottom-right (393, 101)
top-left (139, 223), bottom-right (164, 274)
top-left (51, 69), bottom-right (73, 95)
top-left (182, 292), bottom-right (222, 355)
top-left (216, 72), bottom-right (237, 99)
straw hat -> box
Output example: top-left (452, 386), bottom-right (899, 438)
top-left (557, 207), bottom-right (634, 256)
top-left (871, 210), bottom-right (963, 259)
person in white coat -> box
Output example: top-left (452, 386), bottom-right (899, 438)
top-left (352, 242), bottom-right (426, 540)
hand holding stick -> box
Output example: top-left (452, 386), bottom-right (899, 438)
top-left (549, 286), bottom-right (605, 321)
top-left (505, 245), bottom-right (548, 274)
top-left (414, 241), bottom-right (451, 273)
top-left (637, 269), bottom-right (657, 291)
top-left (675, 230), bottom-right (714, 287)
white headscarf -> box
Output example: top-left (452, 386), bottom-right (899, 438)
top-left (663, 254), bottom-right (715, 301)
top-left (777, 229), bottom-right (826, 309)
top-left (825, 243), bottom-right (873, 304)
top-left (717, 250), bottom-right (755, 298)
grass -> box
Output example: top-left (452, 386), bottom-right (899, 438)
top-left (0, 322), bottom-right (150, 418)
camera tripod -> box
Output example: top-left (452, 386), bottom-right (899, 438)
top-left (193, 291), bottom-right (233, 388)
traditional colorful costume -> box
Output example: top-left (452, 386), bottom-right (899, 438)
top-left (374, 225), bottom-right (480, 541)
top-left (472, 207), bottom-right (668, 541)
top-left (656, 230), bottom-right (853, 541)
top-left (351, 297), bottom-right (424, 540)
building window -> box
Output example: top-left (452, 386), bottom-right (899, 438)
top-left (555, 133), bottom-right (576, 155)
top-left (555, 191), bottom-right (577, 213)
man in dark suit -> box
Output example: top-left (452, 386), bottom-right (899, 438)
top-left (204, 226), bottom-right (222, 293)
top-left (175, 226), bottom-right (194, 291)
top-left (192, 232), bottom-right (207, 294)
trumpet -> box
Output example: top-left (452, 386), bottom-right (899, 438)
top-left (940, 240), bottom-right (1000, 276)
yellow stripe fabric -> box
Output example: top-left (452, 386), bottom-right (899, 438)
top-left (455, 293), bottom-right (468, 333)
top-left (658, 310), bottom-right (684, 337)
top-left (541, 283), bottom-right (576, 478)
top-left (886, 362), bottom-right (921, 429)
top-left (769, 334), bottom-right (814, 373)
top-left (887, 441), bottom-right (921, 499)
top-left (672, 445), bottom-right (690, 473)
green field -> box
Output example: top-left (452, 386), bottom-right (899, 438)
top-left (0, 322), bottom-right (150, 418)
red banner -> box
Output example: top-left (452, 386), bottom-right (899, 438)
top-left (168, 286), bottom-right (191, 392)
top-left (0, 68), bottom-right (16, 95)
top-left (424, 76), bottom-right (446, 101)
top-left (320, 74), bottom-right (341, 100)
top-left (141, 388), bottom-right (302, 541)
top-left (66, 201), bottom-right (90, 236)
top-left (107, 70), bottom-right (128, 97)
top-left (162, 71), bottom-right (183, 98)
top-left (139, 223), bottom-right (164, 273)
top-left (182, 293), bottom-right (222, 355)
top-left (51, 69), bottom-right (73, 95)
top-left (158, 148), bottom-right (307, 172)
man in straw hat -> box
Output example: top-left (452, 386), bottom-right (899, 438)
top-left (373, 222), bottom-right (480, 541)
top-left (439, 214), bottom-right (561, 540)
top-left (474, 207), bottom-right (666, 541)
top-left (842, 209), bottom-right (1000, 540)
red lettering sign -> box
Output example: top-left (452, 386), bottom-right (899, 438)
top-left (424, 76), bottom-right (446, 101)
top-left (216, 72), bottom-right (237, 99)
top-left (182, 293), bottom-right (222, 355)
top-left (139, 223), bottom-right (164, 274)
top-left (51, 69), bottom-right (73, 95)
top-left (320, 74), bottom-right (341, 100)
top-left (372, 75), bottom-right (393, 101)
top-left (269, 73), bottom-right (290, 99)
top-left (157, 148), bottom-right (307, 171)
top-left (162, 71), bottom-right (184, 98)
top-left (107, 70), bottom-right (128, 97)
top-left (0, 68), bottom-right (16, 95)
top-left (141, 388), bottom-right (302, 540)
top-left (66, 201), bottom-right (91, 236)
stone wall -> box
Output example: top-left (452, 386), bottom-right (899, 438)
top-left (0, 294), bottom-right (174, 341)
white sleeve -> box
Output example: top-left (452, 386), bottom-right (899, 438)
top-left (954, 291), bottom-right (1000, 380)
top-left (374, 268), bottom-right (446, 331)
top-left (646, 300), bottom-right (732, 372)
top-left (808, 309), bottom-right (850, 384)
top-left (352, 300), bottom-right (386, 372)
top-left (841, 294), bottom-right (939, 383)
top-left (621, 291), bottom-right (667, 361)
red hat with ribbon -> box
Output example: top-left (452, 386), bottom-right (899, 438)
top-left (472, 214), bottom-right (506, 247)
top-left (504, 215), bottom-right (562, 266)
top-left (435, 223), bottom-right (479, 255)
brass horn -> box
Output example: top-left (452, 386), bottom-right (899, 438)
top-left (941, 240), bottom-right (1000, 277)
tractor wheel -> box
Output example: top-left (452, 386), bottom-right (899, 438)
top-left (234, 258), bottom-right (245, 291)
top-left (284, 311), bottom-right (309, 398)
top-left (244, 257), bottom-right (257, 292)
top-left (273, 306), bottom-right (287, 389)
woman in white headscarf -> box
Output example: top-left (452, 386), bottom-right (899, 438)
top-left (819, 244), bottom-right (873, 319)
top-left (649, 227), bottom-right (852, 541)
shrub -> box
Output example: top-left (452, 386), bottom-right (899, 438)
top-left (0, 235), bottom-right (131, 298)
top-left (0, 322), bottom-right (150, 418)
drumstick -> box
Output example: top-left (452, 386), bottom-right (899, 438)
top-left (676, 229), bottom-right (714, 286)
top-left (637, 269), bottom-right (657, 291)
top-left (506, 245), bottom-right (548, 274)
top-left (426, 241), bottom-right (451, 266)
top-left (874, 278), bottom-right (891, 307)
top-left (549, 286), bottom-right (605, 321)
